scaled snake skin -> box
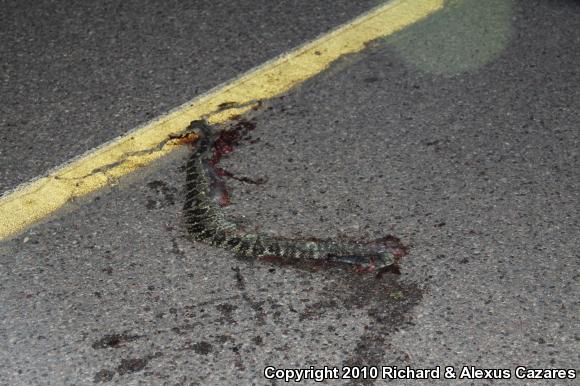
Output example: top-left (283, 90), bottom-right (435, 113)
top-left (183, 120), bottom-right (405, 272)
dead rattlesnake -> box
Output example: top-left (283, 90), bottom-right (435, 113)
top-left (183, 119), bottom-right (406, 273)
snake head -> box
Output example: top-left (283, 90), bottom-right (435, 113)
top-left (332, 252), bottom-right (392, 273)
top-left (373, 235), bottom-right (409, 260)
top-left (370, 236), bottom-right (409, 276)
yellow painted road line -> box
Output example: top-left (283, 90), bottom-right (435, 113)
top-left (0, 0), bottom-right (444, 241)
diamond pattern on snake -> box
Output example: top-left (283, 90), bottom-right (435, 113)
top-left (183, 119), bottom-right (407, 275)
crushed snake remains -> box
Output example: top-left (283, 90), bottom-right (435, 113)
top-left (183, 119), bottom-right (408, 276)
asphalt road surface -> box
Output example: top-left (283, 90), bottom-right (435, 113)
top-left (1, 0), bottom-right (579, 384)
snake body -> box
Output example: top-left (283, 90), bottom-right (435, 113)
top-left (183, 120), bottom-right (404, 271)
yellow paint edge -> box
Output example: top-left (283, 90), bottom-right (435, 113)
top-left (0, 0), bottom-right (443, 241)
